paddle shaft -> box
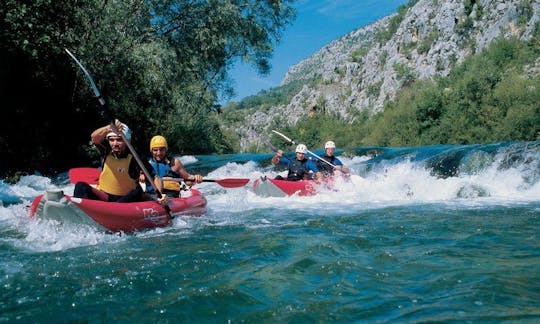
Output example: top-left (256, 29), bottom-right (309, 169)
top-left (271, 130), bottom-right (336, 168)
top-left (116, 129), bottom-right (161, 193)
top-left (261, 136), bottom-right (279, 152)
top-left (163, 177), bottom-right (219, 183)
top-left (162, 177), bottom-right (249, 188)
top-left (66, 49), bottom-right (171, 215)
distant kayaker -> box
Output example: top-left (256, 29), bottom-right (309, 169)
top-left (73, 119), bottom-right (161, 203)
top-left (147, 135), bottom-right (203, 198)
top-left (316, 140), bottom-right (349, 177)
top-left (272, 144), bottom-right (322, 181)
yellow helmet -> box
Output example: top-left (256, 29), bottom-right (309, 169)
top-left (150, 135), bottom-right (168, 151)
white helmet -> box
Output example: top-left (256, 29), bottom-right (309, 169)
top-left (325, 141), bottom-right (336, 149)
top-left (295, 144), bottom-right (307, 154)
top-left (106, 123), bottom-right (132, 141)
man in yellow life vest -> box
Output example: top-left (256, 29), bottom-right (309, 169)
top-left (74, 119), bottom-right (160, 203)
top-left (148, 135), bottom-right (203, 198)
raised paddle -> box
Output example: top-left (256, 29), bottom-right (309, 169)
top-left (271, 129), bottom-right (337, 168)
top-left (68, 167), bottom-right (249, 189)
top-left (260, 136), bottom-right (280, 152)
top-left (65, 49), bottom-right (173, 217)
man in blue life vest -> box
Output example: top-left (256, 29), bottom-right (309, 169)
top-left (74, 119), bottom-right (162, 203)
top-left (271, 144), bottom-right (322, 181)
top-left (147, 135), bottom-right (203, 198)
top-left (316, 140), bottom-right (350, 178)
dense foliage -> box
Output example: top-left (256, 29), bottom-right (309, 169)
top-left (0, 0), bottom-right (295, 177)
top-left (226, 79), bottom-right (307, 111)
top-left (225, 27), bottom-right (540, 152)
top-left (360, 32), bottom-right (540, 147)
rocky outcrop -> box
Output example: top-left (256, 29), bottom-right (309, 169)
top-left (228, 0), bottom-right (540, 151)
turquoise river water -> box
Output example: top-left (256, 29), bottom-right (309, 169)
top-left (1, 141), bottom-right (539, 322)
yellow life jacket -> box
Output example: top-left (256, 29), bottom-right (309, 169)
top-left (97, 153), bottom-right (137, 195)
top-left (163, 180), bottom-right (181, 191)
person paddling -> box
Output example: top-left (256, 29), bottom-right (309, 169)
top-left (272, 144), bottom-right (322, 181)
top-left (73, 119), bottom-right (163, 203)
top-left (316, 140), bottom-right (349, 178)
top-left (147, 135), bottom-right (203, 198)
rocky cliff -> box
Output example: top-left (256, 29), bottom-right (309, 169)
top-left (225, 0), bottom-right (540, 151)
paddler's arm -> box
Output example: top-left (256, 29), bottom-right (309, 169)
top-left (171, 157), bottom-right (202, 184)
top-left (333, 158), bottom-right (350, 174)
top-left (272, 149), bottom-right (285, 165)
top-left (90, 119), bottom-right (125, 153)
top-left (307, 160), bottom-right (323, 181)
top-left (90, 124), bottom-right (112, 153)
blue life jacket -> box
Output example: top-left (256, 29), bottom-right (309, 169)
top-left (287, 158), bottom-right (309, 181)
top-left (317, 155), bottom-right (337, 176)
top-left (148, 158), bottom-right (182, 194)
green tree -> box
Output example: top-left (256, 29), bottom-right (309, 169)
top-left (0, 0), bottom-right (296, 177)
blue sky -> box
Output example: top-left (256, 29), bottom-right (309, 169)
top-left (223, 0), bottom-right (409, 104)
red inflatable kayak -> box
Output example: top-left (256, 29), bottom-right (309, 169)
top-left (252, 176), bottom-right (336, 197)
top-left (29, 188), bottom-right (206, 232)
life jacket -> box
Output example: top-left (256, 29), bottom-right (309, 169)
top-left (287, 158), bottom-right (310, 181)
top-left (317, 155), bottom-right (337, 177)
top-left (149, 157), bottom-right (181, 192)
top-left (97, 153), bottom-right (137, 195)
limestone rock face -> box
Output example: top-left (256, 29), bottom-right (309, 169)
top-left (228, 0), bottom-right (540, 151)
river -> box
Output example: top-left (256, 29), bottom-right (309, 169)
top-left (1, 141), bottom-right (539, 322)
